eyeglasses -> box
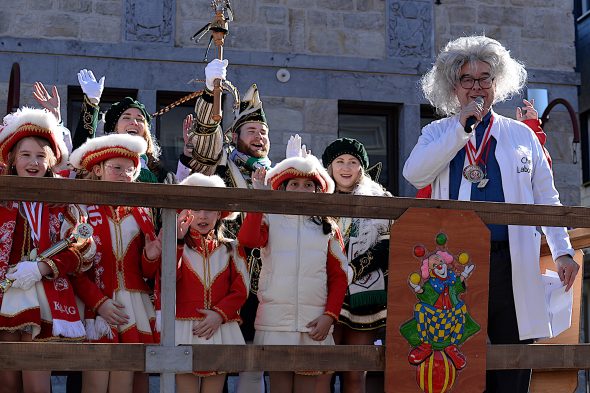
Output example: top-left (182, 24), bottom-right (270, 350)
top-left (458, 75), bottom-right (494, 89)
top-left (104, 164), bottom-right (137, 177)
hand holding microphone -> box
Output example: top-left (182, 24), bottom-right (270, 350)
top-left (463, 97), bottom-right (485, 133)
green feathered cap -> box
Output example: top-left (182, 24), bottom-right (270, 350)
top-left (104, 97), bottom-right (152, 134)
top-left (322, 137), bottom-right (369, 170)
top-left (230, 84), bottom-right (268, 134)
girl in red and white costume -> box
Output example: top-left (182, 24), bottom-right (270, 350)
top-left (69, 134), bottom-right (162, 393)
top-left (174, 173), bottom-right (249, 393)
top-left (238, 150), bottom-right (349, 393)
top-left (0, 107), bottom-right (95, 393)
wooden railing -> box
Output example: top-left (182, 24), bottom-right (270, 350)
top-left (1, 176), bottom-right (590, 392)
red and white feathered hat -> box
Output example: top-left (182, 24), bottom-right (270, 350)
top-left (0, 107), bottom-right (68, 166)
top-left (179, 173), bottom-right (238, 220)
top-left (69, 134), bottom-right (146, 180)
top-left (265, 154), bottom-right (335, 193)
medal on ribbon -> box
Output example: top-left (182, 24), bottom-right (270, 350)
top-left (462, 164), bottom-right (484, 183)
top-left (463, 116), bottom-right (494, 187)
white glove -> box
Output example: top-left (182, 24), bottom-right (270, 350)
top-left (204, 59), bottom-right (228, 91)
top-left (6, 261), bottom-right (42, 290)
top-left (77, 69), bottom-right (105, 105)
top-left (285, 134), bottom-right (310, 158)
top-left (286, 134), bottom-right (302, 158)
top-left (461, 264), bottom-right (475, 279)
top-left (409, 281), bottom-right (422, 293)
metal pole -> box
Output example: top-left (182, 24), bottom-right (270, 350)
top-left (160, 208), bottom-right (177, 392)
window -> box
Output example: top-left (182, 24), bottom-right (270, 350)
top-left (338, 102), bottom-right (400, 194)
top-left (576, 0), bottom-right (590, 19)
top-left (155, 91), bottom-right (197, 173)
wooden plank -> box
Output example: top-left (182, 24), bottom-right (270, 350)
top-left (0, 343), bottom-right (145, 370)
top-left (2, 343), bottom-right (590, 371)
top-left (0, 176), bottom-right (589, 227)
top-left (190, 345), bottom-right (385, 372)
top-left (486, 344), bottom-right (590, 370)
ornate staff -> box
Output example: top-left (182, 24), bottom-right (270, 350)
top-left (192, 0), bottom-right (234, 122)
top-left (0, 223), bottom-right (94, 292)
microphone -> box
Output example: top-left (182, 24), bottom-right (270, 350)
top-left (464, 97), bottom-right (484, 133)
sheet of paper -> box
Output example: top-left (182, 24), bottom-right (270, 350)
top-left (542, 269), bottom-right (573, 337)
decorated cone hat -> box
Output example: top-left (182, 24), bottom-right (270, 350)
top-left (179, 173), bottom-right (238, 220)
top-left (0, 107), bottom-right (68, 167)
top-left (69, 134), bottom-right (146, 180)
top-left (230, 84), bottom-right (268, 135)
top-left (265, 154), bottom-right (335, 193)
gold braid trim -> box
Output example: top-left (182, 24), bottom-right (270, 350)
top-left (151, 90), bottom-right (203, 118)
top-left (40, 257), bottom-right (59, 280)
top-left (81, 147), bottom-right (138, 169)
top-left (82, 96), bottom-right (97, 136)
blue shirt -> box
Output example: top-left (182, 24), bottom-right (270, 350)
top-left (449, 112), bottom-right (508, 241)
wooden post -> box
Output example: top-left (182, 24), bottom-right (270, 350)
top-left (386, 208), bottom-right (490, 392)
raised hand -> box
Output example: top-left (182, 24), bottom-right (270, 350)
top-left (251, 167), bottom-right (268, 190)
top-left (285, 134), bottom-right (311, 158)
top-left (144, 232), bottom-right (162, 261)
top-left (182, 114), bottom-right (194, 156)
top-left (516, 99), bottom-right (538, 122)
top-left (460, 264), bottom-right (475, 281)
top-left (77, 69), bottom-right (105, 104)
top-left (177, 209), bottom-right (194, 239)
top-left (33, 82), bottom-right (61, 123)
top-left (204, 59), bottom-right (228, 91)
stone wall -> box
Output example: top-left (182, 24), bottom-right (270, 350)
top-left (176, 0), bottom-right (386, 58)
top-left (0, 0), bottom-right (582, 203)
top-left (434, 0), bottom-right (576, 71)
top-left (0, 0), bottom-right (122, 43)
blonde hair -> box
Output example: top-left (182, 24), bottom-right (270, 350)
top-left (421, 35), bottom-right (527, 116)
top-left (5, 136), bottom-right (57, 176)
top-left (327, 164), bottom-right (366, 192)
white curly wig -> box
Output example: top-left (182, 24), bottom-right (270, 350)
top-left (420, 35), bottom-right (527, 117)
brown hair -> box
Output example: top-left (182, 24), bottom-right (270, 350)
top-left (115, 116), bottom-right (162, 167)
top-left (5, 136), bottom-right (57, 176)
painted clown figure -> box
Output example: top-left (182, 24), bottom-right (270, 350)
top-left (401, 245), bottom-right (480, 371)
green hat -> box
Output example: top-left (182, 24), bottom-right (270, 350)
top-left (230, 84), bottom-right (267, 135)
top-left (104, 97), bottom-right (152, 134)
top-left (322, 138), bottom-right (369, 169)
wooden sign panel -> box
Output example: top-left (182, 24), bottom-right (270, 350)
top-left (530, 249), bottom-right (584, 393)
top-left (386, 208), bottom-right (489, 393)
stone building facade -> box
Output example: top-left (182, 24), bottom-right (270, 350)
top-left (0, 0), bottom-right (581, 203)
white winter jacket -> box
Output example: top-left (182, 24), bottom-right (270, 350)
top-left (403, 110), bottom-right (574, 340)
top-left (255, 214), bottom-right (348, 332)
